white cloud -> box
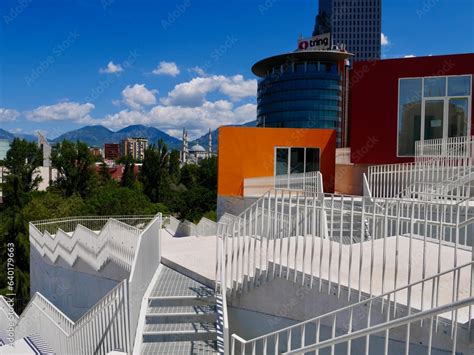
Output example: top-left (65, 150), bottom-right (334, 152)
top-left (189, 66), bottom-right (206, 77)
top-left (161, 75), bottom-right (257, 107)
top-left (0, 108), bottom-right (20, 122)
top-left (99, 100), bottom-right (256, 138)
top-left (99, 61), bottom-right (124, 74)
top-left (152, 61), bottom-right (180, 77)
top-left (381, 33), bottom-right (389, 46)
top-left (121, 84), bottom-right (157, 110)
top-left (404, 54), bottom-right (416, 58)
top-left (26, 102), bottom-right (95, 122)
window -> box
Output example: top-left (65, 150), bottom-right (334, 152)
top-left (398, 75), bottom-right (472, 156)
top-left (274, 147), bottom-right (320, 175)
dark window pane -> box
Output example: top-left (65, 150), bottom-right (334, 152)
top-left (448, 98), bottom-right (469, 138)
top-left (424, 100), bottom-right (444, 140)
top-left (398, 78), bottom-right (422, 156)
top-left (290, 148), bottom-right (305, 174)
top-left (305, 148), bottom-right (320, 172)
top-left (276, 148), bottom-right (288, 175)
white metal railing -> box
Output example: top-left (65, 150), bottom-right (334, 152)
top-left (368, 136), bottom-right (474, 200)
top-left (415, 135), bottom-right (474, 161)
top-left (17, 214), bottom-right (163, 354)
top-left (15, 280), bottom-right (130, 354)
top-left (285, 297), bottom-right (474, 354)
top-left (29, 217), bottom-right (144, 272)
top-left (128, 213), bottom-right (162, 348)
top-left (218, 190), bottom-right (472, 296)
top-left (31, 215), bottom-right (155, 234)
top-left (164, 215), bottom-right (217, 237)
top-left (230, 261), bottom-right (474, 354)
top-left (243, 171), bottom-right (322, 197)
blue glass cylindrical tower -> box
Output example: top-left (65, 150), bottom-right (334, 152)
top-left (252, 51), bottom-right (352, 146)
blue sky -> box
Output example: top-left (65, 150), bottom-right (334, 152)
top-left (0, 0), bottom-right (473, 139)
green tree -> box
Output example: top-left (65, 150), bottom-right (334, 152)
top-left (179, 164), bottom-right (199, 189)
top-left (121, 156), bottom-right (135, 188)
top-left (1, 138), bottom-right (43, 206)
top-left (51, 140), bottom-right (96, 197)
top-left (98, 162), bottom-right (111, 185)
top-left (86, 181), bottom-right (168, 216)
top-left (140, 139), bottom-right (170, 203)
top-left (168, 150), bottom-right (181, 183)
top-left (0, 139), bottom-right (42, 305)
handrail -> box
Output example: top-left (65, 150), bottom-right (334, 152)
top-left (284, 296), bottom-right (474, 354)
top-left (230, 260), bottom-right (474, 346)
top-left (29, 217), bottom-right (142, 272)
top-left (17, 213), bottom-right (162, 354)
top-left (15, 280), bottom-right (129, 354)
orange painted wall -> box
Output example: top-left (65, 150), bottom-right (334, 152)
top-left (218, 127), bottom-right (336, 197)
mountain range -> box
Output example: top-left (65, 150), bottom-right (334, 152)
top-left (51, 125), bottom-right (182, 150)
top-left (0, 121), bottom-right (257, 151)
top-left (0, 128), bottom-right (37, 142)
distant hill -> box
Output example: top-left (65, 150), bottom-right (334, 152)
top-left (0, 128), bottom-right (37, 142)
top-left (52, 124), bottom-right (181, 150)
top-left (190, 120), bottom-right (256, 151)
top-left (1, 121), bottom-right (257, 152)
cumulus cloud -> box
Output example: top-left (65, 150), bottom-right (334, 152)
top-left (189, 66), bottom-right (206, 76)
top-left (161, 75), bottom-right (257, 107)
top-left (0, 108), bottom-right (20, 122)
top-left (381, 33), bottom-right (389, 46)
top-left (26, 102), bottom-right (95, 122)
top-left (99, 61), bottom-right (124, 74)
top-left (99, 100), bottom-right (256, 138)
top-left (152, 61), bottom-right (180, 77)
top-left (121, 84), bottom-right (157, 110)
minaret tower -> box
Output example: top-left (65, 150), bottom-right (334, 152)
top-left (181, 128), bottom-right (189, 164)
top-left (207, 128), bottom-right (212, 158)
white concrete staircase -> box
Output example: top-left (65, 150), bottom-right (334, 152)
top-left (140, 266), bottom-right (219, 354)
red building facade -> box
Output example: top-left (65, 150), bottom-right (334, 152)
top-left (349, 53), bottom-right (474, 165)
top-left (104, 143), bottom-right (120, 160)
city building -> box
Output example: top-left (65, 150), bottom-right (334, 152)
top-left (217, 126), bottom-right (336, 216)
top-left (328, 53), bottom-right (474, 194)
top-left (181, 128), bottom-right (214, 165)
top-left (121, 137), bottom-right (148, 161)
top-left (349, 53), bottom-right (473, 163)
top-left (314, 0), bottom-right (382, 62)
top-left (104, 143), bottom-right (120, 160)
top-left (253, 39), bottom-right (352, 147)
top-left (0, 139), bottom-right (10, 160)
top-left (89, 147), bottom-right (102, 158)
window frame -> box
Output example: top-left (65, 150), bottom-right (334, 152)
top-left (396, 74), bottom-right (472, 157)
top-left (273, 146), bottom-right (321, 176)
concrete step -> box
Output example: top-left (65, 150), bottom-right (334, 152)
top-left (140, 340), bottom-right (217, 354)
top-left (146, 304), bottom-right (217, 323)
top-left (143, 322), bottom-right (218, 342)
